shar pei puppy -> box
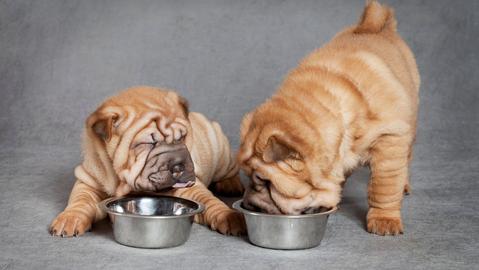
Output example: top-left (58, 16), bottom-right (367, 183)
top-left (50, 86), bottom-right (245, 237)
top-left (238, 1), bottom-right (420, 235)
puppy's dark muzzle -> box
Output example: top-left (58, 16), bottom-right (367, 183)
top-left (143, 143), bottom-right (195, 190)
top-left (242, 172), bottom-right (283, 214)
top-left (242, 172), bottom-right (324, 215)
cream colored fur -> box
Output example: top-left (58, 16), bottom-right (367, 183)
top-left (50, 86), bottom-right (244, 237)
top-left (238, 1), bottom-right (419, 235)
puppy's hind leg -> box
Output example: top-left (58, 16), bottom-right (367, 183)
top-left (210, 173), bottom-right (244, 196)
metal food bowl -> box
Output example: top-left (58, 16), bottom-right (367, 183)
top-left (101, 195), bottom-right (204, 248)
top-left (233, 199), bottom-right (337, 250)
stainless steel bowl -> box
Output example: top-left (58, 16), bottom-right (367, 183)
top-left (233, 199), bottom-right (337, 250)
top-left (101, 195), bottom-right (204, 248)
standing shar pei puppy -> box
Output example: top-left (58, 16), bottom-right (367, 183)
top-left (238, 1), bottom-right (419, 235)
top-left (50, 86), bottom-right (245, 237)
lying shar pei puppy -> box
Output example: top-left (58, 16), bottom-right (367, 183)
top-left (238, 1), bottom-right (419, 235)
top-left (50, 86), bottom-right (245, 237)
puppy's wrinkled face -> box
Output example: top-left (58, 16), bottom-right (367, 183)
top-left (237, 108), bottom-right (341, 215)
top-left (132, 142), bottom-right (195, 191)
top-left (87, 87), bottom-right (195, 193)
top-left (133, 143), bottom-right (195, 191)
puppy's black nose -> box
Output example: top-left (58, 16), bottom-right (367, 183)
top-left (170, 163), bottom-right (185, 178)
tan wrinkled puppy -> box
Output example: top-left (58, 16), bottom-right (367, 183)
top-left (50, 86), bottom-right (245, 237)
top-left (238, 1), bottom-right (419, 236)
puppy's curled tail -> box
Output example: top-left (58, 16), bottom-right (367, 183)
top-left (354, 1), bottom-right (397, 34)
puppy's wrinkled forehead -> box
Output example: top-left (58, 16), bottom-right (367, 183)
top-left (86, 87), bottom-right (192, 169)
top-left (88, 86), bottom-right (189, 143)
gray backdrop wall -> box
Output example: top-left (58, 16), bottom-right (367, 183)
top-left (0, 1), bottom-right (477, 269)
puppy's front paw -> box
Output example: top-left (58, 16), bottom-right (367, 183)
top-left (50, 210), bottom-right (92, 237)
top-left (210, 209), bottom-right (246, 236)
top-left (367, 208), bottom-right (403, 236)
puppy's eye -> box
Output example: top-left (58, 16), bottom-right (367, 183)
top-left (132, 142), bottom-right (155, 155)
top-left (134, 142), bottom-right (153, 148)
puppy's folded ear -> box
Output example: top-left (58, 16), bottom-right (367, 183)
top-left (86, 111), bottom-right (119, 142)
top-left (263, 136), bottom-right (301, 163)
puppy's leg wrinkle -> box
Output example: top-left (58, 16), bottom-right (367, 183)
top-left (168, 180), bottom-right (245, 236)
top-left (367, 135), bottom-right (411, 236)
top-left (50, 180), bottom-right (107, 237)
top-left (211, 173), bottom-right (244, 196)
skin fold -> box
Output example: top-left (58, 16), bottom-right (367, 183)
top-left (238, 1), bottom-right (419, 236)
top-left (50, 86), bottom-right (245, 237)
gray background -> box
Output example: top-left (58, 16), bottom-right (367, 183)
top-left (1, 0), bottom-right (478, 269)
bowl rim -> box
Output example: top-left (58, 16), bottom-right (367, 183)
top-left (100, 194), bottom-right (205, 219)
top-left (233, 199), bottom-right (337, 218)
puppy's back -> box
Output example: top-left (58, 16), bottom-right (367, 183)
top-left (296, 1), bottom-right (419, 121)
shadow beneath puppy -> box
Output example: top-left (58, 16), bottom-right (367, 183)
top-left (215, 170), bottom-right (248, 207)
top-left (339, 167), bottom-right (370, 228)
top-left (90, 218), bottom-right (114, 240)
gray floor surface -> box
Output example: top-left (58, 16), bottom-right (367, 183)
top-left (1, 0), bottom-right (478, 269)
